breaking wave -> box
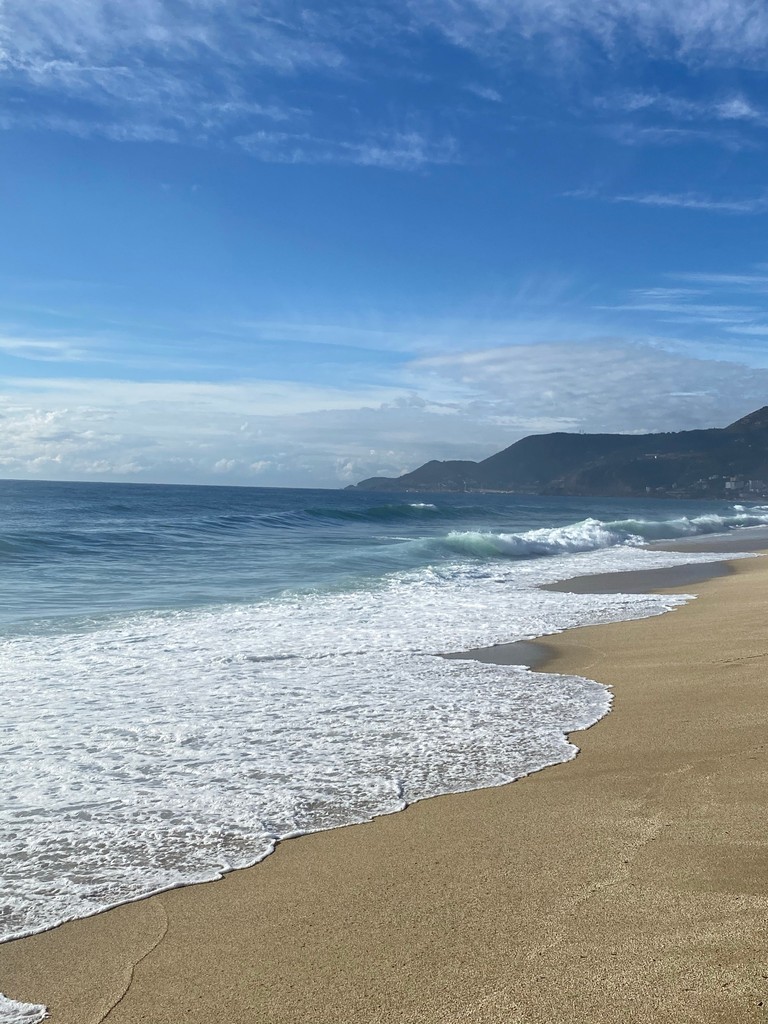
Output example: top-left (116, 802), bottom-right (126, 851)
top-left (430, 507), bottom-right (768, 561)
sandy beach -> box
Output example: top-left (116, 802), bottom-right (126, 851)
top-left (3, 552), bottom-right (768, 1023)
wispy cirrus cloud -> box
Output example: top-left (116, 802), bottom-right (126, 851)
top-left (672, 270), bottom-right (768, 290)
top-left (607, 302), bottom-right (760, 325)
top-left (725, 324), bottom-right (768, 336)
top-left (599, 263), bottom-right (768, 357)
top-left (605, 123), bottom-right (756, 152)
top-left (0, 1), bottom-right (354, 156)
top-left (0, 334), bottom-right (92, 361)
top-left (410, 0), bottom-right (768, 67)
top-left (0, 2), bottom-right (471, 168)
top-left (593, 89), bottom-right (767, 151)
top-left (234, 128), bottom-right (459, 170)
top-left (5, 0), bottom-right (768, 162)
top-left (567, 189), bottom-right (768, 214)
top-left (612, 192), bottom-right (768, 213)
top-left (0, 2), bottom-right (347, 77)
top-left (1, 113), bottom-right (184, 144)
top-left (8, 0), bottom-right (768, 87)
top-left (464, 84), bottom-right (503, 102)
top-left (597, 90), bottom-right (768, 124)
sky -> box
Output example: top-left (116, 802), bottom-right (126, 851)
top-left (3, 1), bottom-right (768, 487)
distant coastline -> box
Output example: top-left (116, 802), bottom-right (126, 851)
top-left (350, 405), bottom-right (768, 500)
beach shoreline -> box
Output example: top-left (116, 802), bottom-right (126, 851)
top-left (3, 546), bottom-right (768, 1022)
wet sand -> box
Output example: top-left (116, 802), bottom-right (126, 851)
top-left (446, 550), bottom-right (738, 667)
top-left (2, 553), bottom-right (768, 1022)
top-left (541, 559), bottom-right (733, 595)
top-left (651, 524), bottom-right (768, 553)
top-left (443, 638), bottom-right (552, 668)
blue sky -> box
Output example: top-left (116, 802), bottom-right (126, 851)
top-left (3, 0), bottom-right (768, 486)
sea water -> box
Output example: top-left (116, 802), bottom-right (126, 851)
top-left (1, 481), bottom-right (765, 1022)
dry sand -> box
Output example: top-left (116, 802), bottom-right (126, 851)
top-left (2, 556), bottom-right (768, 1023)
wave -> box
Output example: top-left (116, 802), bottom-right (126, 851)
top-left (0, 503), bottom-right (453, 560)
top-left (0, 526), bottom-right (181, 563)
top-left (427, 507), bottom-right (768, 562)
top-left (301, 502), bottom-right (444, 523)
top-left (195, 502), bottom-right (449, 530)
top-left (210, 503), bottom-right (768, 545)
top-left (439, 519), bottom-right (638, 560)
top-left (607, 506), bottom-right (768, 539)
top-left (4, 539), bottom-right (701, 949)
top-left (2, 501), bottom-right (767, 571)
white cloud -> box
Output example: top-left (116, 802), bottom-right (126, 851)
top-left (3, 376), bottom-right (401, 417)
top-left (417, 339), bottom-right (768, 436)
top-left (0, 376), bottom-right (455, 485)
top-left (409, 0), bottom-right (768, 67)
top-left (715, 95), bottom-right (764, 120)
top-left (8, 0), bottom-right (768, 85)
top-left (592, 89), bottom-right (767, 151)
top-left (0, 333), bottom-right (92, 360)
top-left (5, 0), bottom-right (768, 160)
top-left (605, 124), bottom-right (755, 152)
top-left (227, 305), bottom-right (606, 357)
top-left (605, 301), bottom-right (759, 325)
top-left (598, 90), bottom-right (767, 123)
top-left (235, 128), bottom-right (459, 169)
top-left (594, 268), bottom-right (768, 354)
top-left (0, 2), bottom-right (461, 168)
top-left (672, 270), bottom-right (768, 291)
top-left (726, 324), bottom-right (768, 336)
top-left (465, 84), bottom-right (503, 102)
top-left (0, 1), bottom-right (344, 151)
top-left (3, 334), bottom-right (768, 487)
top-left (0, 2), bottom-right (345, 77)
top-left (5, 255), bottom-right (768, 487)
top-left (576, 190), bottom-right (768, 214)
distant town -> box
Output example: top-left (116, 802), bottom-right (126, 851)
top-left (649, 475), bottom-right (768, 501)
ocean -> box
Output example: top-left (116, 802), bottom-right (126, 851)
top-left (1, 479), bottom-right (766, 1022)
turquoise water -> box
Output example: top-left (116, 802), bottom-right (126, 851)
top-left (2, 479), bottom-right (764, 627)
top-left (1, 481), bottom-right (765, 1022)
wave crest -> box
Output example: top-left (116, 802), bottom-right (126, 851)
top-left (442, 519), bottom-right (637, 559)
top-left (435, 505), bottom-right (768, 561)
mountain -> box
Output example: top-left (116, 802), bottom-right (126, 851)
top-left (349, 407), bottom-right (768, 499)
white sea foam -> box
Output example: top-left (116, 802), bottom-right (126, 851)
top-left (442, 518), bottom-right (638, 558)
top-left (0, 995), bottom-right (46, 1024)
top-left (0, 542), bottom-right (746, 960)
top-left (434, 508), bottom-right (768, 560)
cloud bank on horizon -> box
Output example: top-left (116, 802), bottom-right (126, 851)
top-left (2, 0), bottom-right (768, 486)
